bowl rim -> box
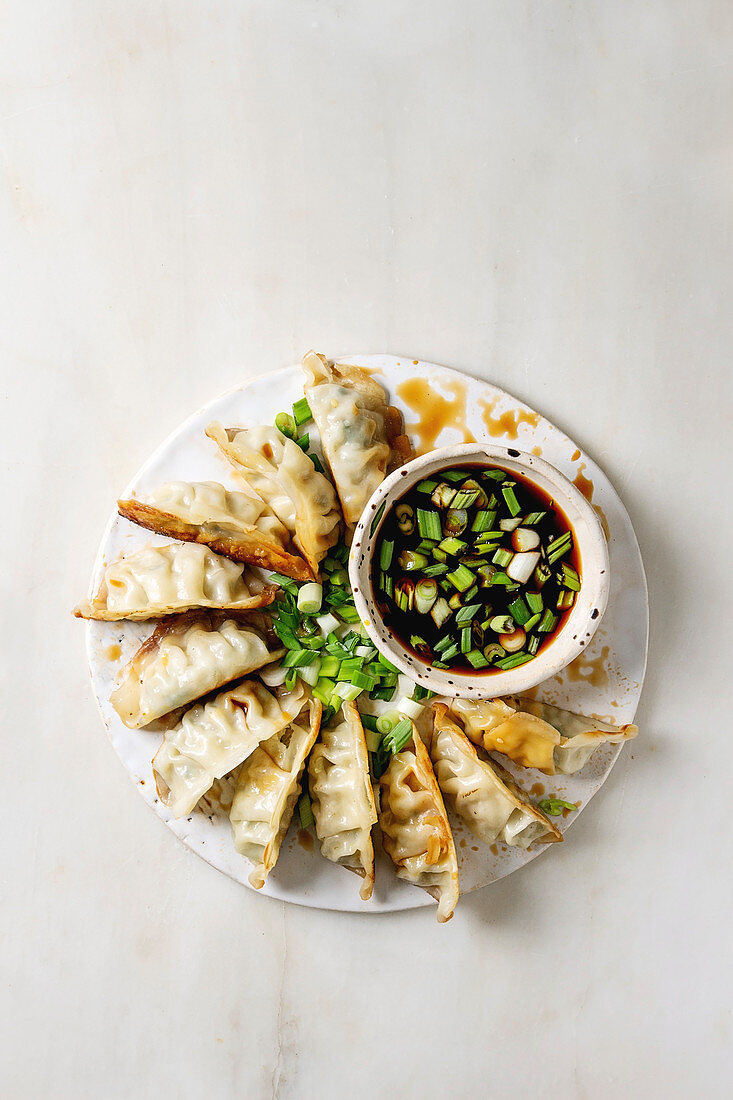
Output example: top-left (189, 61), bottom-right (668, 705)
top-left (348, 442), bottom-right (610, 699)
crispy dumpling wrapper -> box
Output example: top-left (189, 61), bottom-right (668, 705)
top-left (449, 696), bottom-right (638, 775)
top-left (301, 350), bottom-right (411, 528)
top-left (118, 481), bottom-right (311, 581)
top-left (431, 705), bottom-right (562, 848)
top-left (230, 697), bottom-right (322, 889)
top-left (152, 680), bottom-right (306, 818)
top-left (379, 724), bottom-right (459, 923)
top-left (110, 611), bottom-right (284, 729)
top-left (308, 701), bottom-right (377, 900)
top-left (206, 422), bottom-right (340, 577)
top-left (74, 542), bottom-right (276, 621)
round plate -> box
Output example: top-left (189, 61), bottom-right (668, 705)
top-left (85, 356), bottom-right (648, 913)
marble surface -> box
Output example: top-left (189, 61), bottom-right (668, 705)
top-left (2, 3), bottom-right (731, 1097)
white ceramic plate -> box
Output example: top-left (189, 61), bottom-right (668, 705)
top-left (84, 355), bottom-right (648, 914)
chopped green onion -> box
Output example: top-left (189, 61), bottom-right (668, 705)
top-left (492, 548), bottom-right (514, 568)
top-left (417, 508), bottom-right (442, 540)
top-left (471, 509), bottom-right (498, 533)
top-left (377, 652), bottom-right (399, 673)
top-left (337, 606), bottom-right (361, 623)
top-left (380, 571), bottom-right (394, 598)
top-left (523, 511), bottom-right (546, 525)
top-left (431, 483), bottom-right (457, 508)
top-left (412, 685), bottom-right (435, 702)
top-left (443, 508), bottom-right (468, 535)
top-left (318, 655), bottom-right (340, 678)
top-left (441, 468), bottom-right (470, 482)
top-left (416, 479), bottom-right (438, 493)
top-left (396, 696), bottom-right (424, 720)
top-left (430, 597), bottom-right (452, 627)
top-left (556, 589), bottom-right (576, 611)
top-left (488, 571), bottom-right (513, 586)
top-left (284, 668), bottom-right (298, 691)
top-left (295, 433), bottom-right (310, 451)
top-left (481, 468), bottom-right (506, 481)
top-left (489, 615), bottom-right (515, 633)
top-left (450, 488), bottom-right (480, 509)
top-left (523, 612), bottom-right (542, 632)
top-left (547, 533), bottom-right (573, 564)
top-left (364, 728), bottom-right (382, 752)
top-left (309, 453), bottom-right (325, 474)
top-left (275, 412), bottom-right (297, 438)
top-left (538, 609), bottom-right (558, 633)
top-left (438, 536), bottom-right (467, 555)
top-left (383, 718), bottom-right (413, 754)
top-left (434, 634), bottom-right (456, 655)
top-left (423, 563), bottom-right (448, 577)
top-left (395, 579), bottom-right (415, 612)
top-left (292, 397), bottom-right (312, 426)
top-left (350, 670), bottom-right (377, 691)
top-left (495, 652), bottom-right (534, 670)
top-left (561, 563), bottom-right (581, 591)
top-left (297, 582), bottom-right (323, 615)
top-left (416, 538), bottom-right (439, 553)
top-left (440, 642), bottom-right (460, 661)
top-left (502, 484), bottom-right (522, 516)
top-left (415, 579), bottom-right (438, 614)
top-left (462, 583), bottom-right (479, 602)
top-left (371, 684), bottom-right (397, 701)
top-left (398, 549), bottom-right (428, 572)
top-left (395, 503), bottom-right (415, 534)
top-left (380, 539), bottom-right (394, 570)
top-left (409, 636), bottom-right (431, 660)
top-left (483, 642), bottom-right (506, 662)
top-left (539, 798), bottom-right (578, 816)
top-left (507, 551), bottom-right (540, 584)
top-left (499, 516), bottom-right (522, 532)
top-left (448, 592), bottom-right (463, 611)
top-left (431, 547), bottom-right (448, 563)
top-left (282, 649), bottom-right (318, 668)
top-left (466, 649), bottom-right (490, 669)
top-left (332, 682), bottom-right (364, 702)
top-left (527, 634), bottom-right (540, 655)
top-left (446, 564), bottom-right (475, 592)
top-left (455, 602), bottom-right (482, 625)
top-left (298, 660), bottom-right (322, 686)
top-left (316, 611), bottom-right (340, 635)
top-left (431, 659), bottom-right (450, 669)
top-left (460, 626), bottom-right (472, 654)
top-left (534, 562), bottom-right (552, 588)
top-left (376, 710), bottom-right (400, 735)
top-left (526, 592), bottom-right (544, 614)
top-left (370, 500), bottom-right (386, 536)
top-left (298, 790), bottom-right (315, 829)
top-left (507, 596), bottom-right (530, 626)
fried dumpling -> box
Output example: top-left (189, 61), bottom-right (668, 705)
top-left (302, 351), bottom-right (411, 528)
top-left (449, 696), bottom-right (638, 775)
top-left (110, 612), bottom-right (284, 729)
top-left (511, 697), bottom-right (639, 774)
top-left (152, 680), bottom-right (306, 818)
top-left (431, 705), bottom-right (562, 849)
top-left (206, 422), bottom-right (340, 576)
top-left (74, 542), bottom-right (275, 621)
top-left (117, 481), bottom-right (311, 581)
top-left (230, 697), bottom-right (322, 889)
top-left (308, 701), bottom-right (377, 900)
top-left (379, 723), bottom-right (458, 922)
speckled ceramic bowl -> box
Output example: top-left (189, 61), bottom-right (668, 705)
top-left (348, 443), bottom-right (610, 699)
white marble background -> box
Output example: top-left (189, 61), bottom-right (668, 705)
top-left (2, 3), bottom-right (731, 1097)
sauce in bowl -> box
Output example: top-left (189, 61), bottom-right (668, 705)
top-left (371, 463), bottom-right (580, 674)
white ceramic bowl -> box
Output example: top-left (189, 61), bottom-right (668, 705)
top-left (348, 443), bottom-right (610, 699)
